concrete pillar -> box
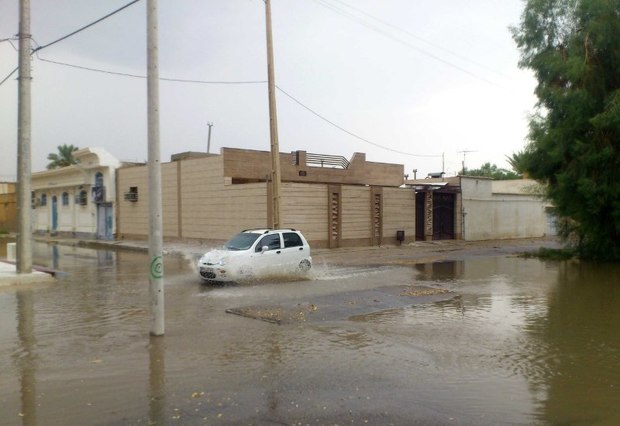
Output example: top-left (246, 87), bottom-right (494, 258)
top-left (424, 191), bottom-right (433, 241)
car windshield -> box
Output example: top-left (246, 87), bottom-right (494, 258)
top-left (223, 233), bottom-right (260, 251)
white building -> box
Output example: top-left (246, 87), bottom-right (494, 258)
top-left (460, 177), bottom-right (554, 240)
top-left (31, 147), bottom-right (120, 239)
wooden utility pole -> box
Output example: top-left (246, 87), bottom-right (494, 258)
top-left (265, 0), bottom-right (282, 229)
top-left (16, 0), bottom-right (32, 274)
top-left (147, 0), bottom-right (164, 336)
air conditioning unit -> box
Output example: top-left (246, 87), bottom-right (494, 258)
top-left (124, 192), bottom-right (138, 202)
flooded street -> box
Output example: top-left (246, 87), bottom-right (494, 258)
top-left (1, 241), bottom-right (620, 425)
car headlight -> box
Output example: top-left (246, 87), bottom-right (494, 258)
top-left (218, 257), bottom-right (228, 266)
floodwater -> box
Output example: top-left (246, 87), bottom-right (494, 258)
top-left (1, 242), bottom-right (620, 425)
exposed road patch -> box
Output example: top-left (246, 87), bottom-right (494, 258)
top-left (225, 285), bottom-right (457, 324)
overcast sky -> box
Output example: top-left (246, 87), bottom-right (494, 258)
top-left (0, 0), bottom-right (537, 181)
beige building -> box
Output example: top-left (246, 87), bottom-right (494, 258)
top-left (0, 182), bottom-right (16, 232)
top-left (32, 148), bottom-right (120, 239)
top-left (117, 148), bottom-right (416, 248)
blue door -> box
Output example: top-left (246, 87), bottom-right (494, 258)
top-left (51, 196), bottom-right (58, 232)
top-left (105, 204), bottom-right (113, 240)
top-left (97, 203), bottom-right (114, 240)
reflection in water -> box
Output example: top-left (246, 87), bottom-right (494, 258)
top-left (51, 245), bottom-right (59, 270)
top-left (16, 291), bottom-right (37, 426)
top-left (148, 336), bottom-right (166, 424)
top-left (533, 262), bottom-right (620, 424)
top-left (414, 260), bottom-right (464, 281)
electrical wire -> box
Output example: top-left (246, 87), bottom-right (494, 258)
top-left (0, 0), bottom-right (142, 87)
top-left (311, 0), bottom-right (497, 86)
top-left (32, 56), bottom-right (439, 158)
top-left (0, 67), bottom-right (18, 86)
top-left (37, 57), bottom-right (267, 84)
top-left (32, 0), bottom-right (141, 53)
top-left (0, 38), bottom-right (18, 85)
top-left (327, 0), bottom-right (503, 77)
top-left (275, 85), bottom-right (442, 158)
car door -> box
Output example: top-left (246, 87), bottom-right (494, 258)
top-left (280, 232), bottom-right (307, 270)
top-left (252, 233), bottom-right (284, 272)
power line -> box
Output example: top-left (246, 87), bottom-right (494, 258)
top-left (0, 67), bottom-right (18, 86)
top-left (32, 56), bottom-right (439, 158)
top-left (37, 57), bottom-right (267, 84)
top-left (311, 0), bottom-right (497, 86)
top-left (275, 85), bottom-right (442, 158)
top-left (0, 0), bottom-right (142, 87)
top-left (327, 0), bottom-right (503, 77)
top-left (32, 0), bottom-right (142, 53)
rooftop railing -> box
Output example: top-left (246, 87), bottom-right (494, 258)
top-left (305, 152), bottom-right (350, 169)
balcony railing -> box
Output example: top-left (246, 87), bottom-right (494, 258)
top-left (305, 153), bottom-right (350, 169)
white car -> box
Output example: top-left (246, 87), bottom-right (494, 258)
top-left (198, 228), bottom-right (312, 283)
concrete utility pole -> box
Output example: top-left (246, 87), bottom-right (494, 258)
top-left (265, 0), bottom-right (282, 229)
top-left (206, 122), bottom-right (213, 153)
top-left (147, 0), bottom-right (164, 336)
top-left (16, 0), bottom-right (32, 274)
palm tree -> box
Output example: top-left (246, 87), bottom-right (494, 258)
top-left (46, 144), bottom-right (79, 169)
top-left (506, 151), bottom-right (528, 175)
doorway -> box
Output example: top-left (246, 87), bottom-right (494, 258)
top-left (97, 203), bottom-right (114, 240)
top-left (432, 192), bottom-right (455, 240)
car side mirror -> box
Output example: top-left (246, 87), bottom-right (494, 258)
top-left (261, 245), bottom-right (269, 253)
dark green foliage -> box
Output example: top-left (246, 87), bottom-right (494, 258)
top-left (520, 247), bottom-right (576, 260)
top-left (513, 0), bottom-right (620, 260)
top-left (463, 162), bottom-right (521, 180)
top-left (47, 144), bottom-right (79, 169)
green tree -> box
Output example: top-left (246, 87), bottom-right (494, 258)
top-left (506, 151), bottom-right (529, 175)
top-left (463, 162), bottom-right (521, 180)
top-left (46, 144), bottom-right (79, 169)
top-left (513, 0), bottom-right (620, 260)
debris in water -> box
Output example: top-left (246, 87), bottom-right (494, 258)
top-left (399, 286), bottom-right (452, 297)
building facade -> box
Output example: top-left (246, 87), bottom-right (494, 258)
top-left (406, 176), bottom-right (551, 241)
top-left (460, 177), bottom-right (551, 240)
top-left (31, 148), bottom-right (120, 239)
top-left (0, 182), bottom-right (17, 232)
top-left (116, 148), bottom-right (416, 248)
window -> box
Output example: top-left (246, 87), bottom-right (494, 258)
top-left (40, 193), bottom-right (47, 206)
top-left (94, 172), bottom-right (104, 187)
top-left (255, 234), bottom-right (281, 252)
top-left (62, 192), bottom-right (69, 206)
top-left (283, 232), bottom-right (303, 248)
top-left (75, 190), bottom-right (88, 206)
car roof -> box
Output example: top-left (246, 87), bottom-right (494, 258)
top-left (241, 228), bottom-right (301, 234)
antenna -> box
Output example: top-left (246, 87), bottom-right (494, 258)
top-left (458, 150), bottom-right (477, 175)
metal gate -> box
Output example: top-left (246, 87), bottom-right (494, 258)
top-left (432, 192), bottom-right (455, 240)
